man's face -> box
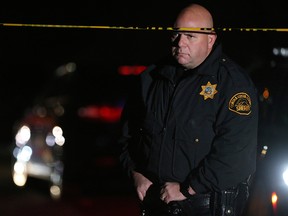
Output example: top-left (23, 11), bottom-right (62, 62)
top-left (171, 30), bottom-right (214, 69)
top-left (171, 9), bottom-right (217, 69)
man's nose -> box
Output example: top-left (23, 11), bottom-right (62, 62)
top-left (177, 34), bottom-right (186, 46)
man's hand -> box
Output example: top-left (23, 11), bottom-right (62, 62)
top-left (132, 171), bottom-right (153, 201)
top-left (160, 182), bottom-right (196, 204)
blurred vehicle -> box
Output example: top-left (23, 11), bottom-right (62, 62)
top-left (251, 46), bottom-right (288, 216)
top-left (12, 104), bottom-right (65, 200)
top-left (11, 62), bottom-right (146, 199)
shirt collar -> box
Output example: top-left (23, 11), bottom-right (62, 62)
top-left (193, 43), bottom-right (222, 76)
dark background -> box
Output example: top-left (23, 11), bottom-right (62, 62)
top-left (1, 1), bottom-right (288, 215)
top-left (1, 0), bottom-right (288, 162)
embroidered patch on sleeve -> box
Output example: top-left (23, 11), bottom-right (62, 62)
top-left (199, 81), bottom-right (218, 100)
top-left (229, 92), bottom-right (252, 115)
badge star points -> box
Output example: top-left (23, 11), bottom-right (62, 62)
top-left (199, 81), bottom-right (218, 100)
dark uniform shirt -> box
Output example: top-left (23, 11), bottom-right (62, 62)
top-left (119, 43), bottom-right (258, 194)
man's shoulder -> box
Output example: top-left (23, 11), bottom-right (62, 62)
top-left (219, 55), bottom-right (253, 88)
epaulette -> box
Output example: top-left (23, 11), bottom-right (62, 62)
top-left (219, 55), bottom-right (251, 88)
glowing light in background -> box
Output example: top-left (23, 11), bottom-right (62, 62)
top-left (52, 126), bottom-right (65, 146)
top-left (13, 161), bottom-right (27, 186)
top-left (15, 125), bottom-right (31, 146)
top-left (55, 62), bottom-right (77, 77)
top-left (50, 185), bottom-right (61, 200)
top-left (271, 192), bottom-right (278, 216)
top-left (261, 145), bottom-right (268, 157)
top-left (78, 105), bottom-right (123, 122)
top-left (118, 65), bottom-right (147, 75)
top-left (16, 146), bottom-right (33, 162)
top-left (283, 168), bottom-right (288, 186)
top-left (46, 133), bottom-right (56, 146)
top-left (262, 88), bottom-right (270, 100)
top-left (272, 47), bottom-right (288, 57)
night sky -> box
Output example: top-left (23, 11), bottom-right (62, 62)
top-left (1, 1), bottom-right (288, 144)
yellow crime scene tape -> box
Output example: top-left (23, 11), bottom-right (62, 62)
top-left (1, 23), bottom-right (288, 32)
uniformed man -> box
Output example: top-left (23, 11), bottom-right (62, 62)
top-left (119, 3), bottom-right (258, 216)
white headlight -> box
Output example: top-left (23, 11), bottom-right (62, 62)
top-left (283, 168), bottom-right (288, 186)
top-left (15, 125), bottom-right (31, 146)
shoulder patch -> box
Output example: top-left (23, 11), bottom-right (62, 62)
top-left (229, 92), bottom-right (252, 115)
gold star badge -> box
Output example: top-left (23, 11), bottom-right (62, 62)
top-left (199, 81), bottom-right (218, 100)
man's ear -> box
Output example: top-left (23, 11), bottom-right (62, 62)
top-left (208, 34), bottom-right (217, 49)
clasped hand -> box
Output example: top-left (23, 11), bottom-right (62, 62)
top-left (132, 171), bottom-right (188, 204)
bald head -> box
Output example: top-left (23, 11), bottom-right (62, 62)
top-left (174, 4), bottom-right (214, 31)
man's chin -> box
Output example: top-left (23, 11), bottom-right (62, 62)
top-left (176, 58), bottom-right (188, 65)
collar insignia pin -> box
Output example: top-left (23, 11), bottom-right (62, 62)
top-left (199, 81), bottom-right (218, 100)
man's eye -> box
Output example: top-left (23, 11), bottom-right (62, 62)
top-left (171, 33), bottom-right (195, 40)
top-left (185, 34), bottom-right (194, 39)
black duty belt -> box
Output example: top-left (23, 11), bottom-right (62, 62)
top-left (142, 193), bottom-right (211, 216)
